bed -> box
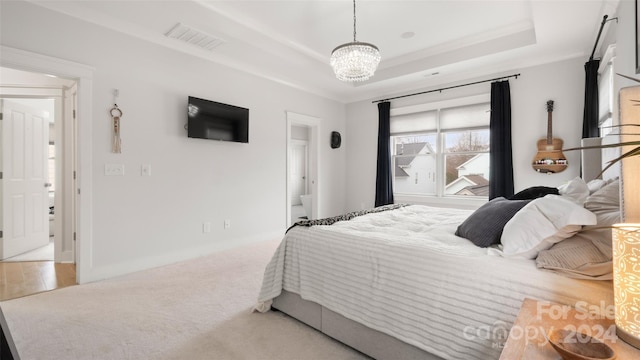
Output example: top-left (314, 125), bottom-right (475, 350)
top-left (255, 138), bottom-right (620, 360)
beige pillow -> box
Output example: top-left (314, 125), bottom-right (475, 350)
top-left (536, 232), bottom-right (612, 280)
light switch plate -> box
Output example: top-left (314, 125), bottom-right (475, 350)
top-left (105, 164), bottom-right (124, 176)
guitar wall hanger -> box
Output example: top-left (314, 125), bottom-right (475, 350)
top-left (532, 100), bottom-right (568, 174)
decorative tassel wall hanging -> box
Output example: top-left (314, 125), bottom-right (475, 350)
top-left (110, 104), bottom-right (123, 153)
top-left (110, 88), bottom-right (123, 153)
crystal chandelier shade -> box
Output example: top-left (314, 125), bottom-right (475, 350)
top-left (330, 0), bottom-right (380, 82)
top-left (330, 42), bottom-right (380, 82)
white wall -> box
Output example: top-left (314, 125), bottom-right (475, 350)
top-left (614, 0), bottom-right (637, 89)
top-left (0, 1), bottom-right (347, 282)
top-left (346, 57), bottom-right (585, 212)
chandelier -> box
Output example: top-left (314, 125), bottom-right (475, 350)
top-left (330, 0), bottom-right (381, 82)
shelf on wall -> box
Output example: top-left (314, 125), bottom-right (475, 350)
top-left (532, 164), bottom-right (568, 174)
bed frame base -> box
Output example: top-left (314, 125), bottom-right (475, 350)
top-left (272, 290), bottom-right (443, 360)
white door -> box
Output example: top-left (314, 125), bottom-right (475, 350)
top-left (1, 100), bottom-right (50, 259)
top-left (290, 141), bottom-right (308, 205)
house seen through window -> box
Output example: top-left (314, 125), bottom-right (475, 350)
top-left (390, 100), bottom-right (490, 198)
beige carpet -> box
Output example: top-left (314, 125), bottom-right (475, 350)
top-left (0, 238), bottom-right (368, 360)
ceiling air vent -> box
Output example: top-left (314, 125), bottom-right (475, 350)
top-left (164, 23), bottom-right (225, 51)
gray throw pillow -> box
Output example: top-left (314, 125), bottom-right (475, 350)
top-left (455, 197), bottom-right (530, 247)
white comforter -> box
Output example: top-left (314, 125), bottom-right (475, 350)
top-left (256, 205), bottom-right (613, 360)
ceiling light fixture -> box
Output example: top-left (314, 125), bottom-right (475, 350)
top-left (330, 0), bottom-right (381, 82)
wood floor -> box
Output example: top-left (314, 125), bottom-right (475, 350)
top-left (0, 261), bottom-right (76, 301)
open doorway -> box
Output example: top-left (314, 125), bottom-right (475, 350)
top-left (290, 134), bottom-right (309, 224)
top-left (286, 112), bottom-right (320, 228)
top-left (1, 98), bottom-right (54, 261)
top-left (0, 67), bottom-right (77, 264)
top-left (2, 46), bottom-right (93, 284)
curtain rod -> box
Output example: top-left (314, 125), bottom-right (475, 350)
top-left (589, 15), bottom-right (618, 61)
top-left (371, 73), bottom-right (521, 104)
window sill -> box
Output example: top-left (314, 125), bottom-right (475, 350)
top-left (394, 194), bottom-right (486, 210)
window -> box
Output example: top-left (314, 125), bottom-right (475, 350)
top-left (598, 46), bottom-right (616, 136)
top-left (390, 99), bottom-right (490, 199)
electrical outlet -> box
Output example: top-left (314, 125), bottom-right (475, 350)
top-left (224, 220), bottom-right (231, 229)
top-left (141, 164), bottom-right (151, 176)
top-left (104, 164), bottom-right (124, 176)
top-left (203, 222), bottom-right (211, 233)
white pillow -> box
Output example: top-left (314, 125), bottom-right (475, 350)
top-left (557, 177), bottom-right (589, 206)
top-left (582, 180), bottom-right (621, 250)
top-left (500, 195), bottom-right (597, 259)
top-left (584, 180), bottom-right (620, 213)
top-left (586, 179), bottom-right (609, 195)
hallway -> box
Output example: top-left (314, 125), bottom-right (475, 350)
top-left (0, 261), bottom-right (76, 301)
top-left (1, 239), bottom-right (54, 262)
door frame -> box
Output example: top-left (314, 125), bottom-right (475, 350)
top-left (62, 84), bottom-right (78, 263)
top-left (1, 45), bottom-right (94, 284)
top-left (286, 112), bottom-right (319, 227)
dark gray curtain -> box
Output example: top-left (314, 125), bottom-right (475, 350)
top-left (582, 59), bottom-right (600, 138)
top-left (375, 102), bottom-right (394, 207)
top-left (489, 81), bottom-right (514, 200)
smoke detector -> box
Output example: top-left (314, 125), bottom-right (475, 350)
top-left (164, 23), bottom-right (225, 51)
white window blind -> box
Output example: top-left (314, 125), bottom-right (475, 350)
top-left (440, 103), bottom-right (490, 130)
top-left (390, 111), bottom-right (437, 135)
top-left (598, 62), bottom-right (613, 125)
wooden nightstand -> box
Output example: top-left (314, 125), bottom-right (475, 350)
top-left (500, 298), bottom-right (640, 359)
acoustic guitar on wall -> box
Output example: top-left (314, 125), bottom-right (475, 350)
top-left (532, 100), bottom-right (568, 174)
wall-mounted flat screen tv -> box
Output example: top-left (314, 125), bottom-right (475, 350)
top-left (187, 96), bottom-right (249, 143)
